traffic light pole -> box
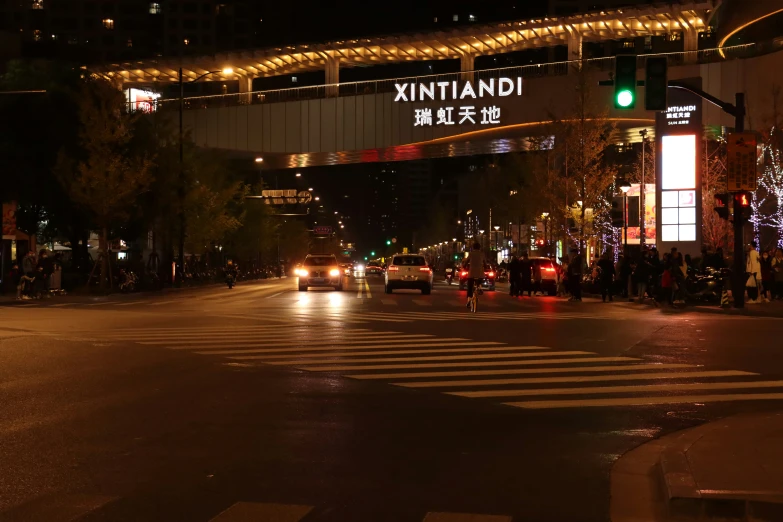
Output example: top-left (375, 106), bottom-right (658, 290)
top-left (732, 93), bottom-right (746, 308)
top-left (668, 84), bottom-right (747, 307)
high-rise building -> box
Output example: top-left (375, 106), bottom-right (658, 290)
top-left (0, 0), bottom-right (261, 63)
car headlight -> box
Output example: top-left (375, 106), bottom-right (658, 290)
top-left (329, 268), bottom-right (340, 277)
top-left (355, 264), bottom-right (364, 271)
top-left (298, 269), bottom-right (309, 277)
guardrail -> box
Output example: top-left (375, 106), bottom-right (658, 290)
top-left (156, 42), bottom-right (768, 112)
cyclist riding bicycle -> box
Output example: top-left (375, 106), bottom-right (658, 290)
top-left (463, 241), bottom-right (485, 308)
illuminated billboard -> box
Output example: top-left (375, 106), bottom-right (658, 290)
top-left (125, 88), bottom-right (161, 113)
top-left (655, 80), bottom-right (702, 255)
top-left (661, 135), bottom-right (696, 190)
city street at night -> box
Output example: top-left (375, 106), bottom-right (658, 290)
top-left (3, 278), bottom-right (783, 522)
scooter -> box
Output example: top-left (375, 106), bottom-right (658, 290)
top-left (226, 273), bottom-right (236, 289)
top-left (445, 268), bottom-right (454, 285)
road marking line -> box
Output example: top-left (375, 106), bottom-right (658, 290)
top-left (402, 370), bottom-right (755, 389)
top-left (364, 279), bottom-right (372, 299)
top-left (506, 392), bottom-right (783, 409)
top-left (105, 324), bottom-right (311, 332)
top-left (148, 300), bottom-right (179, 306)
top-left (209, 346), bottom-right (552, 358)
top-left (264, 350), bottom-right (594, 366)
top-left (357, 281), bottom-right (364, 299)
top-left (229, 342), bottom-right (503, 359)
top-left (449, 375), bottom-right (772, 397)
top-left (180, 337), bottom-right (473, 351)
top-left (422, 512), bottom-right (512, 522)
top-left (381, 299), bottom-right (396, 305)
top-left (198, 341), bottom-right (507, 355)
top-left (349, 363), bottom-right (695, 380)
top-left (412, 300), bottom-right (433, 306)
top-left (109, 326), bottom-right (372, 338)
top-left (47, 303), bottom-right (70, 307)
top-left (208, 502), bottom-right (313, 522)
top-left (141, 332), bottom-right (420, 345)
top-left (85, 302), bottom-right (114, 306)
top-left (111, 301), bottom-right (153, 306)
top-left (298, 356), bottom-right (640, 372)
top-left (266, 292), bottom-right (284, 299)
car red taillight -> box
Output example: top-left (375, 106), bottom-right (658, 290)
top-left (419, 267), bottom-right (431, 272)
top-left (460, 271), bottom-right (468, 276)
top-left (487, 271), bottom-right (495, 277)
top-left (544, 267), bottom-right (556, 272)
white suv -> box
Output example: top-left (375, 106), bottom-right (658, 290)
top-left (384, 254), bottom-right (433, 295)
top-left (297, 254), bottom-right (343, 291)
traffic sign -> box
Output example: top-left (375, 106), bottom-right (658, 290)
top-left (727, 132), bottom-right (758, 191)
top-left (297, 191), bottom-right (313, 204)
top-left (313, 226), bottom-right (332, 235)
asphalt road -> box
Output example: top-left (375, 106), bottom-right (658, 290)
top-left (2, 276), bottom-right (783, 522)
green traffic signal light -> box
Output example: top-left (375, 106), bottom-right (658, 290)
top-left (364, 256), bottom-right (368, 261)
top-left (616, 89), bottom-right (634, 108)
top-left (386, 240), bottom-right (391, 245)
top-left (370, 251), bottom-right (375, 256)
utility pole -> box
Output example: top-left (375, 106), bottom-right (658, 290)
top-left (178, 67), bottom-right (185, 286)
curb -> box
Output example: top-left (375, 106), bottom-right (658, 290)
top-left (656, 426), bottom-right (783, 522)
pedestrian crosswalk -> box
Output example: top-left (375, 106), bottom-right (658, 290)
top-left (84, 324), bottom-right (783, 411)
top-left (0, 495), bottom-right (511, 522)
top-left (285, 310), bottom-right (630, 323)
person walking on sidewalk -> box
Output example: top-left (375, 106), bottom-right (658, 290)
top-left (633, 252), bottom-right (654, 305)
top-left (745, 242), bottom-right (762, 304)
top-left (772, 248), bottom-right (783, 300)
top-left (519, 252), bottom-right (533, 297)
top-left (508, 253), bottom-right (521, 297)
top-left (568, 250), bottom-right (583, 302)
top-left (760, 250), bottom-right (774, 302)
top-left (597, 252), bottom-right (615, 302)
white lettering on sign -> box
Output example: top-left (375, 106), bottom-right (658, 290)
top-left (436, 107), bottom-right (455, 125)
top-left (459, 106), bottom-right (477, 124)
top-left (414, 108), bottom-right (433, 126)
top-left (394, 77), bottom-right (523, 103)
top-left (665, 104), bottom-right (698, 127)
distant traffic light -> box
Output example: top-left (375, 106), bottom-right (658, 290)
top-left (386, 240), bottom-right (391, 246)
top-left (645, 56), bottom-right (668, 111)
top-left (370, 251), bottom-right (376, 257)
top-left (614, 55), bottom-right (637, 109)
top-left (714, 193), bottom-right (730, 221)
top-left (364, 256), bottom-right (368, 261)
top-left (733, 191), bottom-right (752, 220)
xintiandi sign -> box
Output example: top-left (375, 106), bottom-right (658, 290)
top-left (394, 77), bottom-right (523, 127)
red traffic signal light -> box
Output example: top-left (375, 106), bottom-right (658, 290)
top-left (734, 191), bottom-right (751, 207)
top-left (714, 193), bottom-right (730, 221)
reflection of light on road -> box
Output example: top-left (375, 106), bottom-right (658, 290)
top-left (328, 291), bottom-right (345, 307)
top-left (296, 293), bottom-right (311, 307)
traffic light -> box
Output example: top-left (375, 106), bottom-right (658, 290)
top-left (645, 56), bottom-right (668, 111)
top-left (370, 251), bottom-right (376, 257)
top-left (733, 191), bottom-right (752, 220)
top-left (386, 240), bottom-right (391, 246)
top-left (614, 55), bottom-right (637, 109)
top-left (714, 193), bottom-right (730, 221)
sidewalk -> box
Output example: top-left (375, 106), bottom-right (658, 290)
top-left (663, 300), bottom-right (783, 319)
top-left (611, 410), bottom-right (783, 522)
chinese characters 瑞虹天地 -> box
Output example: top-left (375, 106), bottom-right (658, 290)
top-left (415, 105), bottom-right (501, 126)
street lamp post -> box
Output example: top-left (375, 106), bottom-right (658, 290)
top-left (542, 212), bottom-right (549, 255)
top-left (178, 66), bottom-right (233, 284)
top-left (619, 180), bottom-right (632, 256)
top-left (493, 225), bottom-right (500, 252)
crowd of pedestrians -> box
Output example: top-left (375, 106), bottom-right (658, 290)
top-left (499, 243), bottom-right (783, 307)
top-left (6, 249), bottom-right (63, 300)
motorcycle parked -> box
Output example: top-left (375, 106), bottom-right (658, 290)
top-left (445, 267), bottom-right (454, 285)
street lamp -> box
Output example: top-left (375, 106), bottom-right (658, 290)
top-left (295, 172), bottom-right (301, 177)
top-left (177, 66), bottom-right (234, 283)
top-left (619, 179), bottom-right (632, 255)
top-left (493, 225), bottom-right (500, 251)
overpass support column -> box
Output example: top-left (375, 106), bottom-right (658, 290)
top-left (460, 53), bottom-right (475, 81)
top-left (683, 25), bottom-right (699, 61)
top-left (325, 56), bottom-right (339, 97)
top-left (567, 31), bottom-right (583, 63)
top-left (238, 74), bottom-right (254, 104)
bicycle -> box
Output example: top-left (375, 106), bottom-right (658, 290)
top-left (468, 277), bottom-right (483, 313)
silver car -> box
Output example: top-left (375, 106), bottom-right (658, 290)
top-left (384, 254), bottom-right (433, 295)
